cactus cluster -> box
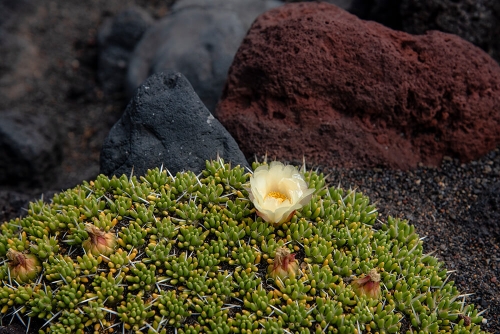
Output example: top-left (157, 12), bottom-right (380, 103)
top-left (0, 159), bottom-right (487, 333)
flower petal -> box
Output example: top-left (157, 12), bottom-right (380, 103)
top-left (249, 161), bottom-right (315, 225)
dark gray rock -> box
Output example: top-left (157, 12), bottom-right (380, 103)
top-left (0, 110), bottom-right (62, 187)
top-left (126, 0), bottom-right (282, 114)
top-left (0, 0), bottom-right (35, 29)
top-left (323, 0), bottom-right (353, 10)
top-left (97, 6), bottom-right (153, 94)
top-left (400, 0), bottom-right (500, 64)
top-left (171, 0), bottom-right (282, 19)
top-left (349, 0), bottom-right (403, 30)
top-left (100, 72), bottom-right (249, 177)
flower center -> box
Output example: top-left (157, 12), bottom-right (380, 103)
top-left (266, 191), bottom-right (289, 203)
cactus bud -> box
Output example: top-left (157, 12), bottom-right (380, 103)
top-left (83, 224), bottom-right (116, 256)
top-left (268, 247), bottom-right (299, 280)
top-left (7, 249), bottom-right (41, 283)
top-left (351, 268), bottom-right (381, 299)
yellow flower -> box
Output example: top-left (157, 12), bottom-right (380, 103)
top-left (249, 161), bottom-right (315, 225)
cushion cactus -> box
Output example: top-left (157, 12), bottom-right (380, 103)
top-left (0, 159), bottom-right (488, 333)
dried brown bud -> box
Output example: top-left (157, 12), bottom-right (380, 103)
top-left (458, 314), bottom-right (471, 326)
top-left (268, 247), bottom-right (299, 280)
top-left (82, 224), bottom-right (116, 256)
top-left (7, 249), bottom-right (41, 283)
top-left (351, 268), bottom-right (381, 299)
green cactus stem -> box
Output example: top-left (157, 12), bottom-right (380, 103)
top-left (0, 159), bottom-right (489, 334)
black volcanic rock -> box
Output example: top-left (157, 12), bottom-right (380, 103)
top-left (100, 71), bottom-right (249, 177)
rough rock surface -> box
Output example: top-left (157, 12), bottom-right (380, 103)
top-left (100, 72), bottom-right (249, 178)
top-left (400, 0), bottom-right (500, 65)
top-left (217, 2), bottom-right (500, 170)
top-left (97, 6), bottom-right (153, 95)
top-left (126, 0), bottom-right (282, 113)
top-left (0, 110), bottom-right (62, 187)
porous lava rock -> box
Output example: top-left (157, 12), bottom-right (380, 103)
top-left (100, 71), bottom-right (249, 178)
top-left (217, 2), bottom-right (500, 170)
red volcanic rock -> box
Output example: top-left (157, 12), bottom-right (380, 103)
top-left (216, 2), bottom-right (500, 169)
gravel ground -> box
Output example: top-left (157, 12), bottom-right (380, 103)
top-left (0, 0), bottom-right (498, 333)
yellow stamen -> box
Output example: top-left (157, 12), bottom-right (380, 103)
top-left (266, 191), bottom-right (289, 203)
